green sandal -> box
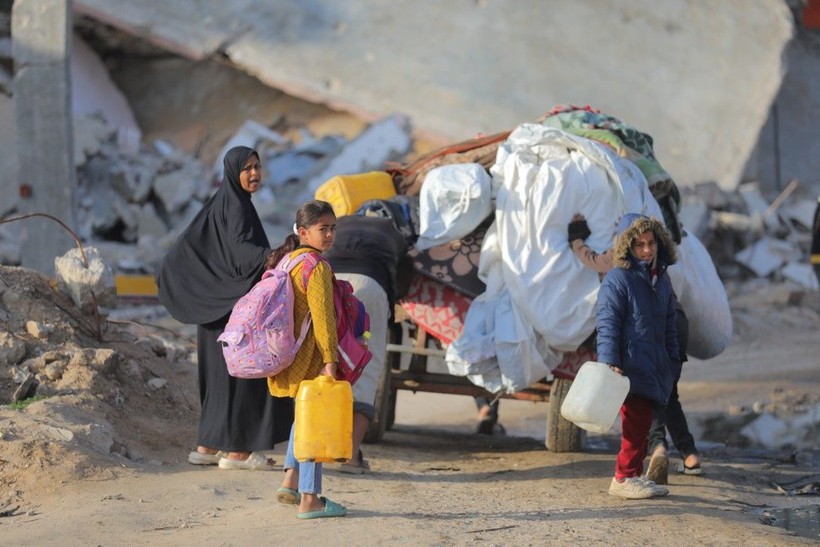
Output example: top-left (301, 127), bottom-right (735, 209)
top-left (297, 497), bottom-right (347, 519)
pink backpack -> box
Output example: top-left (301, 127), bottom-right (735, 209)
top-left (333, 278), bottom-right (372, 385)
top-left (297, 257), bottom-right (372, 385)
top-left (217, 254), bottom-right (313, 379)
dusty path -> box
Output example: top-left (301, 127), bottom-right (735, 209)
top-left (0, 424), bottom-right (816, 546)
top-left (0, 279), bottom-right (817, 545)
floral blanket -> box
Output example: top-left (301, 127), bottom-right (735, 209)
top-left (408, 221), bottom-right (489, 298)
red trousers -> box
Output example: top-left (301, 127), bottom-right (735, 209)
top-left (615, 395), bottom-right (654, 480)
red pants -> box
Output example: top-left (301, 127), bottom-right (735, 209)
top-left (615, 395), bottom-right (654, 480)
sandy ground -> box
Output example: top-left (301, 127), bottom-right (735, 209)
top-left (0, 269), bottom-right (818, 546)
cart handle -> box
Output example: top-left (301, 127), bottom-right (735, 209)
top-left (386, 343), bottom-right (447, 358)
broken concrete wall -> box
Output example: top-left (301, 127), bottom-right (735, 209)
top-left (74, 0), bottom-right (793, 191)
top-left (746, 25), bottom-right (820, 200)
top-left (71, 33), bottom-right (141, 154)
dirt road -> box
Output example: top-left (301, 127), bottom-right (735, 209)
top-left (0, 417), bottom-right (816, 546)
top-left (0, 272), bottom-right (817, 545)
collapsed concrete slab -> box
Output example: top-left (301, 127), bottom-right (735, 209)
top-left (74, 0), bottom-right (793, 191)
top-left (71, 33), bottom-right (141, 155)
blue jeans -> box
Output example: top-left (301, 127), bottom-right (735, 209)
top-left (284, 424), bottom-right (322, 494)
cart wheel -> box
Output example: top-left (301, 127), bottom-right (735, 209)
top-left (545, 377), bottom-right (586, 452)
top-left (364, 323), bottom-right (401, 443)
top-left (364, 364), bottom-right (393, 443)
top-left (385, 385), bottom-right (397, 431)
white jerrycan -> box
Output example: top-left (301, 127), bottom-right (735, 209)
top-left (560, 361), bottom-right (630, 433)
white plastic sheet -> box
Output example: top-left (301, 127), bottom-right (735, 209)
top-left (445, 124), bottom-right (733, 393)
top-left (667, 232), bottom-right (733, 359)
top-left (446, 125), bottom-right (662, 393)
top-left (415, 163), bottom-right (492, 251)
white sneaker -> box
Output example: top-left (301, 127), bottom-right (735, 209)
top-left (638, 476), bottom-right (670, 497)
top-left (608, 477), bottom-right (655, 499)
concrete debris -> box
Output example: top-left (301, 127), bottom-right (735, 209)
top-left (25, 321), bottom-right (53, 339)
top-left (71, 33), bottom-right (142, 156)
top-left (734, 237), bottom-right (794, 278)
top-left (700, 390), bottom-right (820, 451)
top-left (53, 246), bottom-right (117, 312)
top-left (781, 262), bottom-right (820, 291)
top-left (0, 264), bottom-right (199, 475)
top-left (147, 377), bottom-right (167, 390)
top-left (2, 95), bottom-right (415, 276)
top-left (739, 181), bottom-right (780, 228)
top-left (152, 165), bottom-right (205, 215)
top-left (739, 403), bottom-right (820, 450)
top-left (72, 0), bottom-right (795, 194)
top-left (0, 332), bottom-right (26, 367)
top-left (678, 200), bottom-right (711, 240)
top-left (304, 114), bottom-right (413, 196)
top-left (685, 180), bottom-right (819, 291)
top-left (43, 362), bottom-right (65, 382)
top-left (265, 133), bottom-right (346, 188)
top-left (74, 113), bottom-right (117, 166)
top-left (42, 424), bottom-right (74, 442)
top-left (12, 373), bottom-right (37, 403)
top-left (780, 199), bottom-right (817, 230)
top-left (710, 211), bottom-right (766, 235)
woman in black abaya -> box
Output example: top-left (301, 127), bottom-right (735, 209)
top-left (156, 146), bottom-right (293, 470)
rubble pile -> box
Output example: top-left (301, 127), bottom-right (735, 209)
top-left (0, 264), bottom-right (199, 508)
top-left (680, 180), bottom-right (818, 293)
top-left (5, 110), bottom-right (819, 297)
top-left (700, 389), bottom-right (820, 453)
top-left (0, 112), bottom-right (414, 274)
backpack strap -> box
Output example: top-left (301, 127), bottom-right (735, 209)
top-left (276, 252), bottom-right (311, 273)
top-left (294, 252), bottom-right (328, 291)
top-left (275, 252), bottom-right (315, 341)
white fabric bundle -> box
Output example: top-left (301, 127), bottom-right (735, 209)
top-left (415, 163), bottom-right (492, 250)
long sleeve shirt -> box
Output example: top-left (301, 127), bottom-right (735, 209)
top-left (570, 239), bottom-right (614, 277)
top-left (267, 247), bottom-right (338, 398)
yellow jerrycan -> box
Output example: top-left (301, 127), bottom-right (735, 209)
top-left (294, 375), bottom-right (353, 463)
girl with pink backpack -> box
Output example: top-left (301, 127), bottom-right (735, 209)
top-left (265, 200), bottom-right (349, 519)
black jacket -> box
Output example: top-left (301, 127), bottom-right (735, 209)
top-left (325, 215), bottom-right (409, 309)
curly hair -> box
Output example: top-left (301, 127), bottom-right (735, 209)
top-left (612, 216), bottom-right (678, 269)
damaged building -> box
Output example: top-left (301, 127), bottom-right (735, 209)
top-left (0, 0), bottom-right (817, 295)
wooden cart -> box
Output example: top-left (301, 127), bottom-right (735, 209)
top-left (363, 317), bottom-right (591, 453)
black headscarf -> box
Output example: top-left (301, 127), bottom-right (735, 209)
top-left (156, 146), bottom-right (270, 324)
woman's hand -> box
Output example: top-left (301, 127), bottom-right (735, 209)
top-left (320, 362), bottom-right (337, 377)
top-left (607, 364), bottom-right (623, 375)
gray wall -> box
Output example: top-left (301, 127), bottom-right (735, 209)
top-left (748, 28), bottom-right (820, 200)
top-left (74, 0), bottom-right (793, 191)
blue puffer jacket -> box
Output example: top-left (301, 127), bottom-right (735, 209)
top-left (595, 214), bottom-right (680, 406)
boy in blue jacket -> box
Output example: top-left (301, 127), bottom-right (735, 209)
top-left (596, 213), bottom-right (680, 499)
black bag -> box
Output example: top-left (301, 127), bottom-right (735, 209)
top-left (356, 195), bottom-right (420, 245)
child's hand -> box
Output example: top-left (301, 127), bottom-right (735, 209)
top-left (321, 362), bottom-right (337, 377)
top-left (608, 365), bottom-right (623, 375)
